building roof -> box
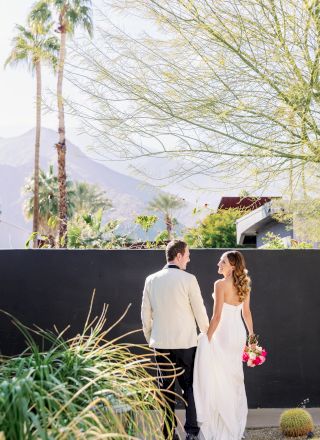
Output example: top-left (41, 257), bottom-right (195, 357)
top-left (218, 196), bottom-right (273, 211)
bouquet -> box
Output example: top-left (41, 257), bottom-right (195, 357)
top-left (242, 334), bottom-right (267, 367)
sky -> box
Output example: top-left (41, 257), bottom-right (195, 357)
top-left (0, 0), bottom-right (142, 184)
top-left (0, 0), bottom-right (91, 145)
top-left (0, 1), bottom-right (271, 206)
top-left (1, 1), bottom-right (54, 137)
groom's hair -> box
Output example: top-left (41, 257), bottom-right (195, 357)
top-left (166, 240), bottom-right (187, 262)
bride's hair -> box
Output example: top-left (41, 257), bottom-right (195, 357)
top-left (225, 251), bottom-right (251, 302)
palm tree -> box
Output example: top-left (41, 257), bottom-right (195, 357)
top-left (44, 0), bottom-right (93, 247)
top-left (73, 182), bottom-right (112, 214)
top-left (24, 165), bottom-right (76, 242)
top-left (5, 15), bottom-right (59, 248)
top-left (148, 194), bottom-right (185, 240)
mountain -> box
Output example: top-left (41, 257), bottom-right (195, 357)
top-left (0, 128), bottom-right (195, 248)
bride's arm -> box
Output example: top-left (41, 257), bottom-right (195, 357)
top-left (242, 291), bottom-right (254, 337)
top-left (207, 280), bottom-right (224, 342)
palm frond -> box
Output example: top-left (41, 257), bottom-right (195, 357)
top-left (5, 20), bottom-right (58, 71)
top-left (28, 0), bottom-right (52, 27)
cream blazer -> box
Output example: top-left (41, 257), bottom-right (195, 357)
top-left (141, 267), bottom-right (209, 349)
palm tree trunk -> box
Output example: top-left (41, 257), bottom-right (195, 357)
top-left (165, 214), bottom-right (173, 240)
top-left (56, 28), bottom-right (67, 247)
top-left (33, 60), bottom-right (41, 248)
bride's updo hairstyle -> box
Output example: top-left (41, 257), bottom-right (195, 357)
top-left (225, 251), bottom-right (251, 302)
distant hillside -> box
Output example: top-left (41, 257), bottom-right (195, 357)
top-left (0, 128), bottom-right (194, 248)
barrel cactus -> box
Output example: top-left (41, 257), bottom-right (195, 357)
top-left (280, 408), bottom-right (314, 437)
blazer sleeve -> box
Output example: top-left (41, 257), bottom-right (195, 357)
top-left (141, 278), bottom-right (153, 343)
top-left (189, 275), bottom-right (209, 333)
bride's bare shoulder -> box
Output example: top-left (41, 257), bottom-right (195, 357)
top-left (213, 278), bottom-right (225, 288)
top-left (214, 277), bottom-right (234, 291)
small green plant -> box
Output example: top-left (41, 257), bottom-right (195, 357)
top-left (262, 232), bottom-right (286, 249)
top-left (155, 229), bottom-right (170, 245)
top-left (262, 232), bottom-right (313, 249)
top-left (68, 210), bottom-right (123, 248)
top-left (279, 408), bottom-right (314, 437)
top-left (135, 215), bottom-right (158, 232)
top-left (291, 240), bottom-right (313, 249)
top-left (134, 215), bottom-right (159, 248)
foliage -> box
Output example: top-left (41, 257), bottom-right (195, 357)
top-left (24, 166), bottom-right (76, 238)
top-left (148, 194), bottom-right (185, 211)
top-left (42, 0), bottom-right (93, 37)
top-left (73, 181), bottom-right (112, 214)
top-left (291, 241), bottom-right (313, 249)
top-left (5, 12), bottom-right (59, 248)
top-left (280, 408), bottom-right (314, 437)
top-left (148, 194), bottom-right (185, 239)
top-left (185, 209), bottom-right (245, 248)
top-left (70, 0), bottom-right (320, 193)
top-left (5, 22), bottom-right (58, 72)
top-left (32, 0), bottom-right (93, 246)
top-left (261, 232), bottom-right (287, 249)
top-left (135, 215), bottom-right (158, 232)
top-left (25, 231), bottom-right (50, 249)
top-left (24, 167), bottom-right (113, 246)
top-left (272, 197), bottom-right (320, 244)
top-left (0, 296), bottom-right (174, 439)
top-left (155, 230), bottom-right (170, 246)
top-left (261, 232), bottom-right (313, 249)
top-left (68, 209), bottom-right (122, 249)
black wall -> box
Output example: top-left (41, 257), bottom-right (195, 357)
top-left (0, 249), bottom-right (319, 408)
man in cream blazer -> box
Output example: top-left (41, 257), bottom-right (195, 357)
top-left (141, 240), bottom-right (209, 440)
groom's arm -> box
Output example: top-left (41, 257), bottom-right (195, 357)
top-left (141, 278), bottom-right (152, 343)
top-left (189, 275), bottom-right (209, 333)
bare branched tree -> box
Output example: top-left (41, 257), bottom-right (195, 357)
top-left (67, 0), bottom-right (320, 191)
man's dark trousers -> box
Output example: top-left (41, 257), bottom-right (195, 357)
top-left (156, 347), bottom-right (199, 439)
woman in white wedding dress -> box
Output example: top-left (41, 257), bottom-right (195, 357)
top-left (194, 251), bottom-right (255, 440)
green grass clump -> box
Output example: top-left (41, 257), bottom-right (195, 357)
top-left (279, 408), bottom-right (314, 437)
top-left (0, 294), bottom-right (176, 439)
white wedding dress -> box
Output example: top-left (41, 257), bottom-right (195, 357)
top-left (193, 296), bottom-right (248, 440)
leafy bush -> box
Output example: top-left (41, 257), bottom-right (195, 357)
top-left (68, 210), bottom-right (129, 249)
top-left (185, 208), bottom-right (246, 248)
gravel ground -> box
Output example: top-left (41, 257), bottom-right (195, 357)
top-left (245, 426), bottom-right (320, 439)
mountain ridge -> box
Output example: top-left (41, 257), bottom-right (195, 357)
top-left (0, 127), bottom-right (194, 248)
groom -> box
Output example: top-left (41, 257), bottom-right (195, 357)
top-left (141, 240), bottom-right (209, 440)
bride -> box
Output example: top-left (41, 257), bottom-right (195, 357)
top-left (193, 251), bottom-right (255, 440)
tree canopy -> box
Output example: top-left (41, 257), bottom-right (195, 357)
top-left (69, 0), bottom-right (320, 192)
top-left (184, 208), bottom-right (245, 248)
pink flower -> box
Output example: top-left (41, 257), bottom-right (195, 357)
top-left (243, 345), bottom-right (267, 367)
top-left (253, 357), bottom-right (261, 366)
top-left (243, 352), bottom-right (249, 362)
